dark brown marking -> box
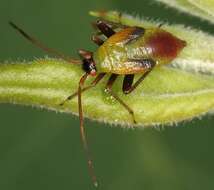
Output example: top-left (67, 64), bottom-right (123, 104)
top-left (125, 27), bottom-right (145, 44)
top-left (107, 27), bottom-right (144, 45)
top-left (123, 59), bottom-right (156, 94)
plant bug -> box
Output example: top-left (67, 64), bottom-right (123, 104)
top-left (9, 18), bottom-right (186, 187)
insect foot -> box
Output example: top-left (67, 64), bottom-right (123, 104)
top-left (105, 87), bottom-right (137, 124)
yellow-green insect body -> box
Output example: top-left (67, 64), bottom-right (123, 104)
top-left (93, 26), bottom-right (186, 75)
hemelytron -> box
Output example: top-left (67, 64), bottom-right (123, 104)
top-left (9, 18), bottom-right (186, 187)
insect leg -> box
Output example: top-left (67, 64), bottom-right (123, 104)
top-left (104, 20), bottom-right (128, 29)
top-left (91, 35), bottom-right (104, 46)
top-left (78, 73), bottom-right (98, 187)
top-left (122, 74), bottom-right (134, 92)
top-left (91, 19), bottom-right (128, 43)
top-left (59, 73), bottom-right (106, 106)
top-left (92, 19), bottom-right (126, 32)
top-left (78, 49), bottom-right (93, 59)
top-left (96, 20), bottom-right (116, 38)
top-left (123, 59), bottom-right (156, 94)
top-left (105, 74), bottom-right (137, 124)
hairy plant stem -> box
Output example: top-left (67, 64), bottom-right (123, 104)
top-left (0, 59), bottom-right (213, 127)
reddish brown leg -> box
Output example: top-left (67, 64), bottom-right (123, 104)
top-left (78, 49), bottom-right (93, 59)
top-left (123, 59), bottom-right (156, 94)
top-left (96, 20), bottom-right (116, 38)
top-left (105, 74), bottom-right (137, 124)
top-left (91, 35), bottom-right (104, 46)
top-left (78, 73), bottom-right (98, 187)
top-left (92, 19), bottom-right (127, 33)
top-left (59, 73), bottom-right (106, 106)
top-left (91, 19), bottom-right (127, 45)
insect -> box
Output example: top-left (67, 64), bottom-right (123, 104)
top-left (9, 18), bottom-right (186, 187)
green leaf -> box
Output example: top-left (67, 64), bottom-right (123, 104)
top-left (2, 11), bottom-right (214, 127)
top-left (154, 0), bottom-right (214, 24)
top-left (0, 59), bottom-right (214, 127)
top-left (190, 0), bottom-right (214, 18)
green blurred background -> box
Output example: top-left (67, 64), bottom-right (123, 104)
top-left (0, 0), bottom-right (214, 189)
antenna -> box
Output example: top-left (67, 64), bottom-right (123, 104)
top-left (9, 21), bottom-right (81, 64)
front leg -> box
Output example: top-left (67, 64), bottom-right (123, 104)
top-left (59, 73), bottom-right (106, 106)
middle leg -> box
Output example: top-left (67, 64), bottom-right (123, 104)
top-left (105, 74), bottom-right (136, 124)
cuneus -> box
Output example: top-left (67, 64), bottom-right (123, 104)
top-left (9, 19), bottom-right (186, 187)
